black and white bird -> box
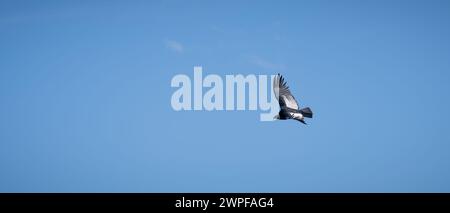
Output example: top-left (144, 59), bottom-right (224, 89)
top-left (273, 74), bottom-right (313, 125)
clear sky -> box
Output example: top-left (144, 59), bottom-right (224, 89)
top-left (1, 0), bottom-right (450, 192)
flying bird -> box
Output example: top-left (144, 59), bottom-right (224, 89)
top-left (273, 74), bottom-right (313, 125)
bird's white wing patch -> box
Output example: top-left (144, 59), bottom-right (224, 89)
top-left (273, 74), bottom-right (300, 109)
top-left (290, 112), bottom-right (304, 120)
top-left (281, 95), bottom-right (299, 110)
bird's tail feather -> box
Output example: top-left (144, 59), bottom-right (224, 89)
top-left (300, 107), bottom-right (313, 118)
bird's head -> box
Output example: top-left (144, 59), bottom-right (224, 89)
top-left (273, 114), bottom-right (280, 120)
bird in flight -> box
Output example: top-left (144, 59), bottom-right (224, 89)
top-left (273, 74), bottom-right (313, 125)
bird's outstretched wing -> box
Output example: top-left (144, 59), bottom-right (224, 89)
top-left (273, 74), bottom-right (299, 110)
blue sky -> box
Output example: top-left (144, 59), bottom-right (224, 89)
top-left (1, 0), bottom-right (450, 192)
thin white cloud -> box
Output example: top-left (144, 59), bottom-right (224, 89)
top-left (251, 56), bottom-right (285, 70)
top-left (164, 39), bottom-right (184, 53)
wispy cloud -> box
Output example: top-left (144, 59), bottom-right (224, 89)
top-left (250, 56), bottom-right (285, 70)
top-left (164, 39), bottom-right (184, 53)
